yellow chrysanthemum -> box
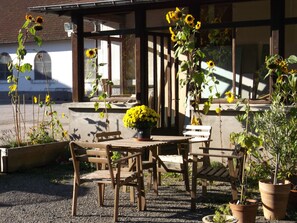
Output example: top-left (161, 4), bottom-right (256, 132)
top-left (85, 48), bottom-right (97, 59)
top-left (207, 60), bottom-right (215, 68)
top-left (45, 94), bottom-right (50, 103)
top-left (225, 91), bottom-right (235, 103)
top-left (33, 96), bottom-right (38, 104)
top-left (195, 21), bottom-right (201, 30)
top-left (184, 14), bottom-right (194, 25)
top-left (215, 107), bottom-right (222, 115)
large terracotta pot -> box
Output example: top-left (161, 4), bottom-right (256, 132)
top-left (229, 199), bottom-right (258, 223)
top-left (259, 180), bottom-right (291, 220)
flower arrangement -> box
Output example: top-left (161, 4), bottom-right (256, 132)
top-left (123, 105), bottom-right (159, 129)
top-left (166, 7), bottom-right (220, 113)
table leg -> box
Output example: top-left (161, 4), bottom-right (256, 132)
top-left (191, 154), bottom-right (198, 211)
top-left (150, 146), bottom-right (158, 195)
top-left (136, 154), bottom-right (146, 211)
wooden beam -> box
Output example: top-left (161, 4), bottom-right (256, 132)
top-left (71, 15), bottom-right (84, 102)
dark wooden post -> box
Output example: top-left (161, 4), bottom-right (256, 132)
top-left (71, 15), bottom-right (84, 102)
top-left (135, 8), bottom-right (148, 105)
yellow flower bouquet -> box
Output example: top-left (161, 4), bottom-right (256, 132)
top-left (123, 105), bottom-right (159, 130)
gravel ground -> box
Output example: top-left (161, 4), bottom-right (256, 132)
top-left (1, 163), bottom-right (296, 223)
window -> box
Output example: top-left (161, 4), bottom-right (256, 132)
top-left (34, 51), bottom-right (52, 80)
top-left (0, 52), bottom-right (12, 80)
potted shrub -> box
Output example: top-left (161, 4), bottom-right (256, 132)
top-left (202, 204), bottom-right (238, 223)
top-left (0, 15), bottom-right (69, 173)
top-left (229, 100), bottom-right (261, 223)
top-left (250, 54), bottom-right (297, 220)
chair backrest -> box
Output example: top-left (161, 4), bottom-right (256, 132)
top-left (69, 141), bottom-right (115, 185)
top-left (183, 125), bottom-right (212, 142)
top-left (96, 131), bottom-right (122, 142)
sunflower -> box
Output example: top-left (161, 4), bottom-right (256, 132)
top-left (25, 14), bottom-right (33, 21)
top-left (171, 34), bottom-right (177, 42)
top-left (169, 27), bottom-right (175, 35)
top-left (45, 94), bottom-right (51, 104)
top-left (207, 60), bottom-right (215, 68)
top-left (225, 91), bottom-right (235, 103)
top-left (35, 16), bottom-right (44, 24)
top-left (195, 21), bottom-right (201, 30)
top-left (85, 48), bottom-right (97, 58)
top-left (184, 14), bottom-right (194, 25)
top-left (174, 7), bottom-right (183, 20)
top-left (215, 107), bottom-right (222, 115)
top-left (34, 24), bottom-right (43, 31)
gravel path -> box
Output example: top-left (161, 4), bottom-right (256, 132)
top-left (1, 163), bottom-right (297, 223)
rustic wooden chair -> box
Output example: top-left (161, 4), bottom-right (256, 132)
top-left (69, 141), bottom-right (144, 222)
top-left (190, 146), bottom-right (244, 210)
top-left (96, 131), bottom-right (156, 194)
top-left (156, 125), bottom-right (212, 191)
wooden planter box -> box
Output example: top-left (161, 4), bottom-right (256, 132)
top-left (0, 141), bottom-right (69, 173)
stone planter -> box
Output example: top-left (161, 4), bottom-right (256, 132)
top-left (0, 141), bottom-right (69, 173)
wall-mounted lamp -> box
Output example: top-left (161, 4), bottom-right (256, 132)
top-left (64, 22), bottom-right (74, 37)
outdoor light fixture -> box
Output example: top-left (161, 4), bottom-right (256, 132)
top-left (64, 22), bottom-right (74, 37)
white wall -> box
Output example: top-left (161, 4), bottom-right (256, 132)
top-left (0, 40), bottom-right (72, 100)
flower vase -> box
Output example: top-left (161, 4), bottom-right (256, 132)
top-left (136, 128), bottom-right (152, 141)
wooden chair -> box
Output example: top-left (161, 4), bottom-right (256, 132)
top-left (156, 125), bottom-right (212, 191)
top-left (96, 131), bottom-right (156, 194)
top-left (69, 141), bottom-right (144, 222)
top-left (190, 147), bottom-right (243, 210)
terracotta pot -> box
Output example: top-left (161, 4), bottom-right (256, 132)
top-left (259, 180), bottom-right (291, 220)
top-left (202, 215), bottom-right (238, 223)
top-left (288, 189), bottom-right (297, 210)
top-left (229, 199), bottom-right (258, 223)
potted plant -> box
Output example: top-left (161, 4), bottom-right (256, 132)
top-left (202, 204), bottom-right (238, 223)
top-left (0, 15), bottom-right (69, 173)
top-left (250, 54), bottom-right (297, 220)
top-left (229, 99), bottom-right (261, 223)
top-left (122, 104), bottom-right (159, 140)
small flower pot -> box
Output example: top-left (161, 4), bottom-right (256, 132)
top-left (202, 215), bottom-right (238, 223)
top-left (229, 199), bottom-right (258, 223)
top-left (136, 128), bottom-right (152, 141)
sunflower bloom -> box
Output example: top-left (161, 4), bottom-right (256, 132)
top-left (185, 14), bottom-right (194, 25)
top-left (34, 24), bottom-right (43, 31)
top-left (35, 16), bottom-right (44, 24)
top-left (225, 91), bottom-right (235, 103)
top-left (215, 107), bottom-right (222, 115)
top-left (166, 12), bottom-right (171, 23)
top-left (174, 7), bottom-right (183, 19)
top-left (195, 21), bottom-right (201, 30)
top-left (169, 27), bottom-right (175, 35)
top-left (33, 96), bottom-right (38, 104)
top-left (45, 94), bottom-right (51, 103)
top-left (25, 14), bottom-right (33, 21)
top-left (85, 48), bottom-right (97, 58)
top-left (207, 60), bottom-right (215, 68)
top-left (9, 84), bottom-right (17, 92)
top-left (171, 34), bottom-right (177, 42)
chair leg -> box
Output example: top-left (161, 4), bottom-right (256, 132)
top-left (202, 179), bottom-right (207, 196)
top-left (114, 185), bottom-right (120, 222)
top-left (98, 184), bottom-right (105, 206)
top-left (72, 182), bottom-right (79, 216)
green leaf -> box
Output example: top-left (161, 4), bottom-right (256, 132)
top-left (287, 55), bottom-right (297, 64)
top-left (34, 35), bottom-right (43, 47)
top-left (19, 63), bottom-right (32, 73)
top-left (25, 76), bottom-right (31, 80)
top-left (94, 102), bottom-right (99, 111)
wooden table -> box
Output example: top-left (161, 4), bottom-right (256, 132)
top-left (99, 135), bottom-right (192, 209)
top-left (99, 137), bottom-right (167, 211)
